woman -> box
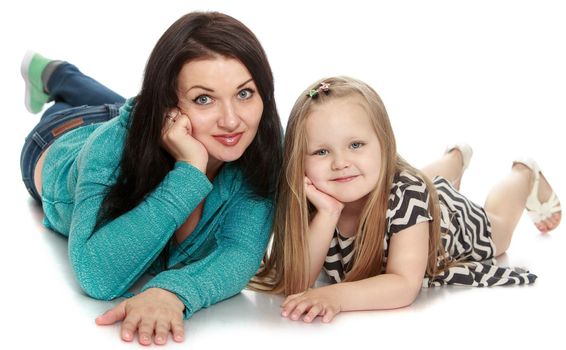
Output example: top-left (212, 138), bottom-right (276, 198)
top-left (20, 12), bottom-right (282, 345)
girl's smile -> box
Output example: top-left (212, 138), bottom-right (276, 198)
top-left (331, 175), bottom-right (359, 182)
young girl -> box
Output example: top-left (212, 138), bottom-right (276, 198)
top-left (254, 76), bottom-right (561, 323)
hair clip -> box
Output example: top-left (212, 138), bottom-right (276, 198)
top-left (307, 82), bottom-right (330, 98)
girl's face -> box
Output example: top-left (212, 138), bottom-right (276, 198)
top-left (176, 56), bottom-right (263, 170)
top-left (304, 96), bottom-right (382, 203)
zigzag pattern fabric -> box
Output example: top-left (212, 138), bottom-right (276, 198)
top-left (323, 172), bottom-right (537, 287)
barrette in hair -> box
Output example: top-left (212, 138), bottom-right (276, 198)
top-left (307, 82), bottom-right (330, 98)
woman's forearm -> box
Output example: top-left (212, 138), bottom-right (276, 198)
top-left (69, 162), bottom-right (212, 299)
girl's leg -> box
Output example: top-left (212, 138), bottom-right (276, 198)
top-left (484, 163), bottom-right (561, 256)
top-left (420, 149), bottom-right (465, 190)
top-left (47, 62), bottom-right (125, 108)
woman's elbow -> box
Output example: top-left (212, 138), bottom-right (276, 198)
top-left (76, 275), bottom-right (125, 300)
top-left (72, 261), bottom-right (126, 300)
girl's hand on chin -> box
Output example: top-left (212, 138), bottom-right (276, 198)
top-left (304, 176), bottom-right (343, 215)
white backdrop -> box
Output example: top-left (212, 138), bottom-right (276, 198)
top-left (1, 1), bottom-right (565, 349)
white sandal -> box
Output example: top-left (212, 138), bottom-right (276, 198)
top-left (513, 157), bottom-right (562, 232)
top-left (444, 144), bottom-right (473, 188)
top-left (445, 143), bottom-right (473, 171)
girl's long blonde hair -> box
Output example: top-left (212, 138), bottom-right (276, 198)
top-left (252, 76), bottom-right (448, 295)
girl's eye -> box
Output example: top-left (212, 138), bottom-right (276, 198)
top-left (314, 149), bottom-right (328, 156)
top-left (350, 142), bottom-right (364, 149)
top-left (238, 88), bottom-right (254, 100)
top-left (193, 95), bottom-right (213, 105)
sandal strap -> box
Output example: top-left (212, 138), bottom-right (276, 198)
top-left (526, 192), bottom-right (561, 221)
top-left (515, 158), bottom-right (562, 222)
top-left (445, 143), bottom-right (473, 170)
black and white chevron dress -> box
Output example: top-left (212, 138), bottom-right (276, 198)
top-left (323, 171), bottom-right (537, 287)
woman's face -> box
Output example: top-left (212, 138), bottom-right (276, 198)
top-left (176, 56), bottom-right (263, 171)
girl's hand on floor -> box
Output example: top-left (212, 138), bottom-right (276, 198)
top-left (280, 285), bottom-right (342, 323)
top-left (95, 288), bottom-right (185, 345)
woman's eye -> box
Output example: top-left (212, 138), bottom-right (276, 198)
top-left (194, 95), bottom-right (213, 105)
top-left (238, 88), bottom-right (254, 100)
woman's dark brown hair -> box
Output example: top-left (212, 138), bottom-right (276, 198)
top-left (97, 12), bottom-right (283, 266)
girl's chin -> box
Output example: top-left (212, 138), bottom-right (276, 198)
top-left (333, 192), bottom-right (370, 204)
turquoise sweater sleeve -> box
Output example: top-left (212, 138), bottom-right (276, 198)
top-left (140, 192), bottom-right (273, 319)
top-left (42, 100), bottom-right (273, 316)
top-left (67, 124), bottom-right (212, 300)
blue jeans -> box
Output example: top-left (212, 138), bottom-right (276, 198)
top-left (20, 62), bottom-right (126, 203)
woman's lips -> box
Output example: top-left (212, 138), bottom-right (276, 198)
top-left (213, 132), bottom-right (243, 146)
top-left (332, 175), bottom-right (358, 183)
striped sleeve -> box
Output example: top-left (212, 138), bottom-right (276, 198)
top-left (386, 172), bottom-right (432, 235)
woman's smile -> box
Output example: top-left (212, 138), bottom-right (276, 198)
top-left (213, 132), bottom-right (243, 146)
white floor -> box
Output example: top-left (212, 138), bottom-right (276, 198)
top-left (1, 1), bottom-right (565, 349)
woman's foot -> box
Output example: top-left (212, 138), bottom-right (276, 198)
top-left (21, 51), bottom-right (52, 114)
top-left (512, 159), bottom-right (561, 233)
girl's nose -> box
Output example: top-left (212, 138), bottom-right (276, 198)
top-left (331, 154), bottom-right (350, 170)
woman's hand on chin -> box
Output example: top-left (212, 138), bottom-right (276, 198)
top-left (161, 108), bottom-right (208, 173)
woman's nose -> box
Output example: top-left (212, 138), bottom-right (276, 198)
top-left (218, 102), bottom-right (240, 131)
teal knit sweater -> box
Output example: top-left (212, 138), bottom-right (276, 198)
top-left (40, 99), bottom-right (273, 318)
